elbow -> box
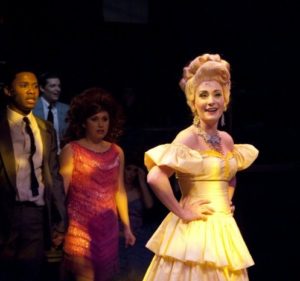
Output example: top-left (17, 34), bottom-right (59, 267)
top-left (147, 165), bottom-right (171, 187)
top-left (147, 171), bottom-right (155, 187)
top-left (147, 168), bottom-right (160, 187)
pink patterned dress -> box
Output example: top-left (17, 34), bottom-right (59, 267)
top-left (64, 141), bottom-right (120, 280)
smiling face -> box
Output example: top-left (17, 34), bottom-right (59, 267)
top-left (84, 111), bottom-right (110, 141)
top-left (40, 77), bottom-right (61, 103)
top-left (5, 71), bottom-right (39, 115)
top-left (194, 80), bottom-right (225, 126)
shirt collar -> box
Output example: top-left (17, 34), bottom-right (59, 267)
top-left (7, 106), bottom-right (35, 125)
top-left (41, 96), bottom-right (56, 109)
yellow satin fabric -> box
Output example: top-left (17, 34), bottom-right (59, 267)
top-left (143, 143), bottom-right (259, 281)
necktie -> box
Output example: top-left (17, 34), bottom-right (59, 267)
top-left (47, 104), bottom-right (54, 123)
top-left (23, 117), bottom-right (39, 196)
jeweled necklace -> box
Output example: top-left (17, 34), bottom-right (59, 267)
top-left (194, 125), bottom-right (223, 154)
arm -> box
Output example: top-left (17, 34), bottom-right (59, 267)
top-left (115, 147), bottom-right (136, 247)
top-left (136, 167), bottom-right (154, 209)
top-left (59, 144), bottom-right (74, 194)
top-left (147, 165), bottom-right (214, 222)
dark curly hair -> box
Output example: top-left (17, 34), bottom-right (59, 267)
top-left (61, 87), bottom-right (124, 147)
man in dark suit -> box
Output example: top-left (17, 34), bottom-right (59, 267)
top-left (0, 68), bottom-right (67, 281)
top-left (33, 72), bottom-right (69, 153)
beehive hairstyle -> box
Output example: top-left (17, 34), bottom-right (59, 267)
top-left (179, 53), bottom-right (231, 114)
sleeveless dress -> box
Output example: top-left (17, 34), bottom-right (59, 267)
top-left (64, 141), bottom-right (120, 280)
top-left (143, 143), bottom-right (259, 281)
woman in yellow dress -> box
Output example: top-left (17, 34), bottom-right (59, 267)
top-left (142, 53), bottom-right (259, 281)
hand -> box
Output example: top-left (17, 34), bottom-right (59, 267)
top-left (123, 226), bottom-right (136, 248)
top-left (52, 231), bottom-right (65, 249)
top-left (230, 200), bottom-right (235, 214)
top-left (181, 197), bottom-right (214, 222)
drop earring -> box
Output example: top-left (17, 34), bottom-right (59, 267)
top-left (193, 114), bottom-right (200, 126)
top-left (220, 113), bottom-right (225, 127)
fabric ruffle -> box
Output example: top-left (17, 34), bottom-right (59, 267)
top-left (143, 255), bottom-right (250, 281)
top-left (144, 143), bottom-right (203, 174)
top-left (145, 212), bottom-right (254, 271)
top-left (144, 143), bottom-right (258, 174)
top-left (232, 144), bottom-right (259, 171)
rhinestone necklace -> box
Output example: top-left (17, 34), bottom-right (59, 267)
top-left (194, 125), bottom-right (223, 154)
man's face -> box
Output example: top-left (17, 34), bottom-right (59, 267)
top-left (40, 77), bottom-right (61, 103)
top-left (5, 71), bottom-right (39, 115)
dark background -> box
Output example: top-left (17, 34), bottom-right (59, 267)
top-left (1, 1), bottom-right (299, 280)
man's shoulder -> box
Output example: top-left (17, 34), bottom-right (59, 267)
top-left (34, 98), bottom-right (43, 108)
top-left (56, 101), bottom-right (70, 111)
top-left (34, 115), bottom-right (54, 131)
top-left (32, 98), bottom-right (43, 116)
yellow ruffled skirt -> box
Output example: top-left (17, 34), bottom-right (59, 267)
top-left (143, 212), bottom-right (253, 281)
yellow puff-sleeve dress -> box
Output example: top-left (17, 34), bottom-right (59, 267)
top-left (143, 143), bottom-right (259, 281)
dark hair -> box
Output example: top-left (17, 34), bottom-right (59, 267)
top-left (62, 87), bottom-right (124, 146)
top-left (2, 64), bottom-right (38, 87)
top-left (39, 72), bottom-right (61, 88)
top-left (0, 64), bottom-right (38, 107)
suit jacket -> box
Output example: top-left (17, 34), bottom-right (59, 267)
top-left (0, 109), bottom-right (67, 248)
top-left (33, 98), bottom-right (69, 142)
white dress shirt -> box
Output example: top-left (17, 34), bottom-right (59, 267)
top-left (7, 107), bottom-right (45, 205)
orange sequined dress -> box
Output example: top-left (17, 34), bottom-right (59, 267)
top-left (64, 141), bottom-right (120, 278)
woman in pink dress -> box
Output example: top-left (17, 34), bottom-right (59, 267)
top-left (59, 87), bottom-right (135, 281)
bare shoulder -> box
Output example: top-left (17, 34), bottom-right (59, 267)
top-left (59, 143), bottom-right (74, 162)
top-left (60, 143), bottom-right (73, 155)
top-left (173, 125), bottom-right (197, 147)
top-left (219, 130), bottom-right (234, 150)
top-left (112, 143), bottom-right (125, 168)
top-left (113, 143), bottom-right (124, 156)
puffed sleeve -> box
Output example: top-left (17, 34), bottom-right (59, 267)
top-left (232, 144), bottom-right (259, 171)
top-left (144, 143), bottom-right (203, 174)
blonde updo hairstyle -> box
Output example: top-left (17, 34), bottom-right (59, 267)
top-left (179, 53), bottom-right (231, 115)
